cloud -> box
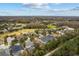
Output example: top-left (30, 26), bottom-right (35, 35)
top-left (0, 9), bottom-right (27, 16)
top-left (0, 3), bottom-right (79, 16)
top-left (22, 3), bottom-right (50, 9)
top-left (54, 3), bottom-right (61, 5)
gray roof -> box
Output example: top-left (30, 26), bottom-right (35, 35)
top-left (25, 38), bottom-right (34, 48)
top-left (25, 39), bottom-right (35, 51)
top-left (10, 45), bottom-right (23, 54)
top-left (0, 49), bottom-right (10, 56)
top-left (41, 35), bottom-right (54, 43)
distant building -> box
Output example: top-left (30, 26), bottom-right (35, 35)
top-left (39, 34), bottom-right (44, 39)
top-left (3, 29), bottom-right (8, 33)
top-left (56, 31), bottom-right (64, 36)
top-left (61, 26), bottom-right (74, 31)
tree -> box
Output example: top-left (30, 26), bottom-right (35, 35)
top-left (34, 49), bottom-right (46, 56)
top-left (45, 40), bottom-right (59, 51)
top-left (11, 39), bottom-right (18, 46)
top-left (4, 36), bottom-right (8, 45)
top-left (52, 36), bottom-right (79, 56)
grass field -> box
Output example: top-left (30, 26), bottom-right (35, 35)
top-left (0, 29), bottom-right (36, 39)
top-left (47, 24), bottom-right (57, 29)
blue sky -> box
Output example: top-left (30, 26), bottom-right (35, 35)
top-left (0, 3), bottom-right (79, 16)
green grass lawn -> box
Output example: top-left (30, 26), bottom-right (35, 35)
top-left (47, 24), bottom-right (57, 29)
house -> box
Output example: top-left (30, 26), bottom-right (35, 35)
top-left (9, 43), bottom-right (23, 56)
top-left (56, 31), bottom-right (64, 36)
top-left (0, 49), bottom-right (10, 56)
top-left (0, 44), bottom-right (10, 56)
top-left (25, 38), bottom-right (35, 53)
top-left (39, 34), bottom-right (44, 39)
top-left (18, 50), bottom-right (29, 56)
top-left (33, 37), bottom-right (45, 48)
top-left (0, 44), bottom-right (10, 49)
top-left (56, 26), bottom-right (74, 37)
top-left (40, 34), bottom-right (54, 44)
top-left (3, 29), bottom-right (8, 33)
top-left (61, 26), bottom-right (74, 31)
top-left (16, 34), bottom-right (23, 40)
top-left (6, 36), bottom-right (15, 45)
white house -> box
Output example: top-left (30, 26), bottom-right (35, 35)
top-left (25, 38), bottom-right (35, 52)
top-left (0, 44), bottom-right (10, 56)
top-left (7, 37), bottom-right (15, 45)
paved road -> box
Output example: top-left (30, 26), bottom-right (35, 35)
top-left (44, 45), bottom-right (63, 56)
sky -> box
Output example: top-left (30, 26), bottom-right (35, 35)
top-left (0, 3), bottom-right (79, 16)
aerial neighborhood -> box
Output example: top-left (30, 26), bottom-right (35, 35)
top-left (0, 16), bottom-right (78, 56)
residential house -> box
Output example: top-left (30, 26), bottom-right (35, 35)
top-left (0, 44), bottom-right (10, 56)
top-left (6, 36), bottom-right (15, 45)
top-left (25, 38), bottom-right (35, 54)
top-left (9, 43), bottom-right (23, 56)
top-left (40, 34), bottom-right (54, 44)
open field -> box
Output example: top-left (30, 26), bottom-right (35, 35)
top-left (0, 29), bottom-right (36, 39)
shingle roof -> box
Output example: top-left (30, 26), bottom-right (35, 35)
top-left (10, 45), bottom-right (23, 53)
top-left (0, 49), bottom-right (10, 56)
top-left (41, 35), bottom-right (54, 43)
top-left (25, 38), bottom-right (34, 49)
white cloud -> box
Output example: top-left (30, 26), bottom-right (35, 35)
top-left (54, 3), bottom-right (61, 5)
top-left (22, 3), bottom-right (50, 9)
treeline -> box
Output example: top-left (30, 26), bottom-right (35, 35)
top-left (52, 36), bottom-right (79, 56)
top-left (55, 21), bottom-right (79, 28)
top-left (24, 24), bottom-right (47, 29)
